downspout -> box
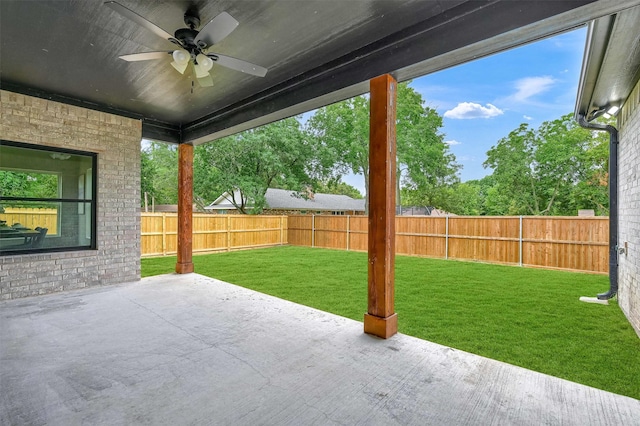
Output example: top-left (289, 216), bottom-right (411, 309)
top-left (577, 114), bottom-right (618, 299)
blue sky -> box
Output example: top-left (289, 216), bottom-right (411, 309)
top-left (341, 26), bottom-right (588, 194)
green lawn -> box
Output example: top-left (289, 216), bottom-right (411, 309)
top-left (142, 246), bottom-right (640, 399)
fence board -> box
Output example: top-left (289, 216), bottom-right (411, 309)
top-left (396, 217), bottom-right (446, 257)
top-left (287, 215), bottom-right (314, 247)
top-left (0, 208), bottom-right (58, 234)
top-left (314, 216), bottom-right (348, 250)
top-left (141, 213), bottom-right (287, 257)
top-left (9, 207), bottom-right (606, 273)
top-left (288, 215), bottom-right (608, 274)
top-left (522, 217), bottom-right (608, 273)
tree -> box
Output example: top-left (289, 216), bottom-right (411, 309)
top-left (140, 146), bottom-right (157, 207)
top-left (444, 182), bottom-right (483, 215)
top-left (313, 177), bottom-right (363, 199)
top-left (306, 96), bottom-right (371, 207)
top-left (456, 176), bottom-right (497, 216)
top-left (194, 117), bottom-right (324, 214)
top-left (193, 147), bottom-right (224, 210)
top-left (0, 171), bottom-right (58, 199)
top-left (395, 83), bottom-right (460, 208)
top-left (307, 82), bottom-right (459, 212)
top-left (398, 102), bottom-right (460, 208)
top-left (140, 142), bottom-right (178, 205)
top-left (483, 113), bottom-right (609, 216)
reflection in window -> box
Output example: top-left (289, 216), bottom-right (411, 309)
top-left (0, 140), bottom-right (97, 255)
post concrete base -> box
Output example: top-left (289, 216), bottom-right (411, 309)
top-left (175, 262), bottom-right (194, 274)
top-left (364, 313), bottom-right (398, 339)
top-left (579, 296), bottom-right (609, 305)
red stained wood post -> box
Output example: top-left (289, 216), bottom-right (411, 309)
top-left (364, 74), bottom-right (398, 339)
top-left (176, 143), bottom-right (194, 274)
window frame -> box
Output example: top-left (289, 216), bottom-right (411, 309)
top-left (0, 140), bottom-right (98, 256)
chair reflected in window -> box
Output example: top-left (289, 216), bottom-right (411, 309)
top-left (6, 227), bottom-right (48, 250)
top-left (30, 227), bottom-right (48, 248)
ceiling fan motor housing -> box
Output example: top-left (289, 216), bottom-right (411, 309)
top-left (174, 28), bottom-right (200, 51)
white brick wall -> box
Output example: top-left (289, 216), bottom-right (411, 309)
top-left (618, 80), bottom-right (640, 336)
top-left (0, 91), bottom-right (141, 299)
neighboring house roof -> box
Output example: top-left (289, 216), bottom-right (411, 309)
top-left (148, 204), bottom-right (199, 213)
top-left (396, 206), bottom-right (455, 216)
top-left (205, 188), bottom-right (365, 212)
top-left (205, 192), bottom-right (242, 210)
top-left (427, 208), bottom-right (454, 217)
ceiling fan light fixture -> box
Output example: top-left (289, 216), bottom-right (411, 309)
top-left (194, 54), bottom-right (214, 78)
top-left (194, 63), bottom-right (209, 79)
top-left (170, 49), bottom-right (190, 74)
top-left (50, 153), bottom-right (71, 160)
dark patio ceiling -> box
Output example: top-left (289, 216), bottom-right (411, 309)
top-left (1, 1), bottom-right (635, 145)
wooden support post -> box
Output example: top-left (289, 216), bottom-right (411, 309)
top-left (364, 74), bottom-right (398, 339)
top-left (176, 143), bottom-right (194, 274)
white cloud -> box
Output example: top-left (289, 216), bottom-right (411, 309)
top-left (457, 155), bottom-right (477, 163)
top-left (523, 115), bottom-right (533, 120)
top-left (444, 102), bottom-right (504, 119)
top-left (509, 76), bottom-right (556, 102)
top-left (445, 140), bottom-right (461, 146)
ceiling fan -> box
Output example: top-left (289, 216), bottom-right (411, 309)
top-left (104, 1), bottom-right (268, 88)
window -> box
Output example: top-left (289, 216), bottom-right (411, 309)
top-left (0, 140), bottom-right (97, 255)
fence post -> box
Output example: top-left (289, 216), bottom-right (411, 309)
top-left (519, 216), bottom-right (523, 267)
top-left (162, 213), bottom-right (167, 256)
top-left (445, 215), bottom-right (449, 260)
top-left (227, 215), bottom-right (231, 251)
top-left (280, 216), bottom-right (284, 245)
top-left (346, 215), bottom-right (350, 251)
top-left (311, 214), bottom-right (315, 247)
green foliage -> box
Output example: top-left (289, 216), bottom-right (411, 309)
top-left (193, 146), bottom-right (223, 207)
top-left (140, 142), bottom-right (178, 205)
top-left (140, 148), bottom-right (157, 205)
top-left (307, 96), bottom-right (370, 198)
top-left (194, 117), bottom-right (324, 214)
top-left (483, 113), bottom-right (609, 216)
top-left (139, 108), bottom-right (609, 217)
top-left (313, 177), bottom-right (363, 199)
top-left (307, 82), bottom-right (460, 211)
top-left (142, 246), bottom-right (640, 399)
top-left (396, 83), bottom-right (460, 208)
top-left (0, 170), bottom-right (58, 199)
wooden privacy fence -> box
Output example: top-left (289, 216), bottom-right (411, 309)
top-left (0, 207), bottom-right (58, 234)
top-left (141, 213), bottom-right (287, 257)
top-left (288, 215), bottom-right (609, 274)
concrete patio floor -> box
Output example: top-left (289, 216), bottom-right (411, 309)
top-left (1, 274), bottom-right (638, 425)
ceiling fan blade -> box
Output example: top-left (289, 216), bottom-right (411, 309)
top-left (208, 53), bottom-right (267, 77)
top-left (119, 51), bottom-right (171, 62)
top-left (194, 12), bottom-right (239, 48)
top-left (104, 1), bottom-right (174, 41)
top-left (197, 74), bottom-right (214, 87)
